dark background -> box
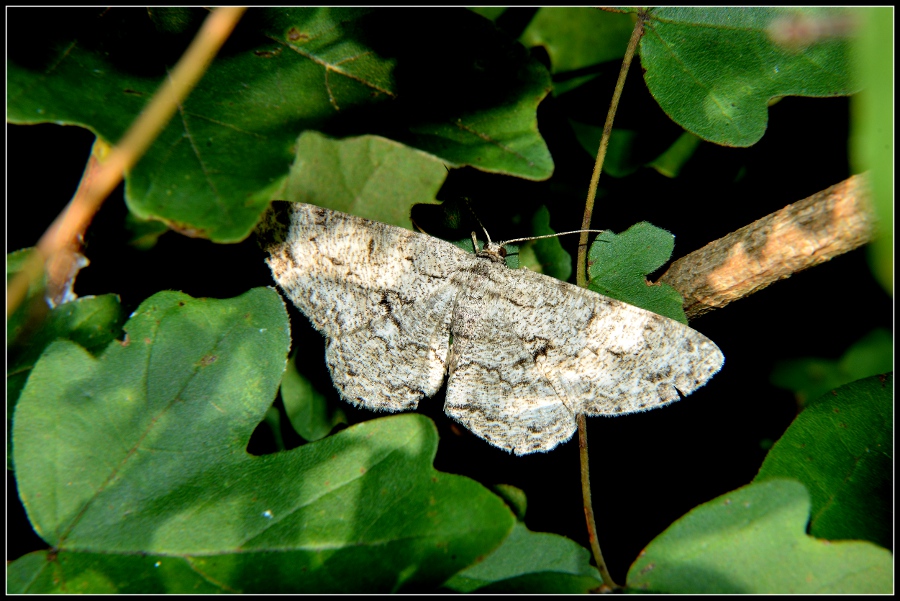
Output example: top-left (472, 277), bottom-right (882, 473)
top-left (7, 34), bottom-right (891, 585)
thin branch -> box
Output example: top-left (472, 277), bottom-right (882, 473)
top-left (575, 11), bottom-right (646, 591)
top-left (7, 7), bottom-right (246, 319)
top-left (578, 414), bottom-right (621, 591)
top-left (576, 12), bottom-right (645, 288)
top-left (658, 173), bottom-right (874, 320)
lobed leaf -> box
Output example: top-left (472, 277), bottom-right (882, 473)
top-left (8, 7), bottom-right (553, 242)
top-left (755, 374), bottom-right (892, 549)
top-left (627, 479), bottom-right (892, 593)
top-left (281, 132), bottom-right (446, 230)
top-left (520, 8), bottom-right (634, 95)
top-left (586, 222), bottom-right (687, 323)
top-left (637, 7), bottom-right (861, 147)
top-left (10, 288), bottom-right (514, 592)
top-left (444, 521), bottom-right (603, 593)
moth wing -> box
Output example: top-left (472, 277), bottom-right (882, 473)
top-left (265, 203), bottom-right (473, 411)
top-left (445, 266), bottom-right (723, 454)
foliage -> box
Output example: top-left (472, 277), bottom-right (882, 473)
top-left (586, 222), bottom-right (687, 324)
top-left (8, 7), bottom-right (891, 593)
top-left (756, 374), bottom-right (892, 549)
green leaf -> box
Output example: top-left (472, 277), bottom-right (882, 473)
top-left (7, 248), bottom-right (47, 346)
top-left (8, 8), bottom-right (553, 242)
top-left (468, 7), bottom-right (507, 22)
top-left (569, 122), bottom-right (699, 179)
top-left (443, 522), bottom-right (603, 593)
top-left (647, 132), bottom-right (703, 178)
top-left (520, 8), bottom-right (634, 95)
top-left (770, 328), bottom-right (893, 405)
top-left (10, 288), bottom-right (514, 592)
top-left (489, 484), bottom-right (528, 521)
top-left (280, 352), bottom-right (346, 442)
top-left (637, 7), bottom-right (861, 147)
top-left (281, 132), bottom-right (446, 230)
top-left (586, 222), bottom-right (687, 323)
top-left (627, 479), bottom-right (892, 593)
top-left (124, 213), bottom-right (170, 250)
top-left (7, 292), bottom-right (125, 469)
top-left (755, 374), bottom-right (892, 549)
top-left (515, 205), bottom-right (573, 281)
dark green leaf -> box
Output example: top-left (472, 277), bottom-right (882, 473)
top-left (125, 213), bottom-right (170, 250)
top-left (7, 248), bottom-right (47, 347)
top-left (10, 288), bottom-right (514, 592)
top-left (771, 328), bottom-right (893, 405)
top-left (281, 352), bottom-right (346, 442)
top-left (8, 8), bottom-right (552, 242)
top-left (586, 222), bottom-right (687, 323)
top-left (444, 522), bottom-right (603, 593)
top-left (570, 123), bottom-right (699, 179)
top-left (490, 484), bottom-right (528, 521)
top-left (647, 132), bottom-right (703, 178)
top-left (520, 8), bottom-right (634, 95)
top-left (638, 7), bottom-right (861, 146)
top-left (468, 7), bottom-right (507, 22)
top-left (755, 374), bottom-right (892, 549)
top-left (627, 479), bottom-right (892, 593)
top-left (516, 205), bottom-right (573, 281)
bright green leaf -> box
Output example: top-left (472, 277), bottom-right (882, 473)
top-left (281, 352), bottom-right (346, 442)
top-left (281, 132), bottom-right (446, 230)
top-left (755, 374), bottom-right (892, 549)
top-left (11, 288), bottom-right (514, 592)
top-left (444, 522), bottom-right (603, 593)
top-left (8, 550), bottom-right (226, 594)
top-left (587, 222), bottom-right (687, 323)
top-left (627, 479), bottom-right (892, 593)
top-left (771, 328), bottom-right (893, 405)
top-left (7, 292), bottom-right (125, 469)
top-left (638, 7), bottom-right (861, 147)
top-left (8, 8), bottom-right (553, 242)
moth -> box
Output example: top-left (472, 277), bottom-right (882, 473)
top-left (262, 202), bottom-right (724, 455)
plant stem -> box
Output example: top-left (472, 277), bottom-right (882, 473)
top-left (6, 7), bottom-right (246, 318)
top-left (578, 414), bottom-right (620, 590)
top-left (576, 12), bottom-right (645, 288)
top-left (575, 12), bottom-right (646, 591)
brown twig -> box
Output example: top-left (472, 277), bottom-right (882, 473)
top-left (6, 7), bottom-right (246, 319)
top-left (658, 173), bottom-right (874, 320)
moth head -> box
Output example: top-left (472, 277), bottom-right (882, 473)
top-left (471, 231), bottom-right (508, 264)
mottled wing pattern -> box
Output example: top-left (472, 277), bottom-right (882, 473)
top-left (444, 264), bottom-right (724, 455)
top-left (264, 202), bottom-right (724, 455)
top-left (265, 203), bottom-right (473, 411)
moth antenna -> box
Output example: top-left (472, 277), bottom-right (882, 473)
top-left (463, 198), bottom-right (493, 248)
top-left (501, 229), bottom-right (609, 247)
